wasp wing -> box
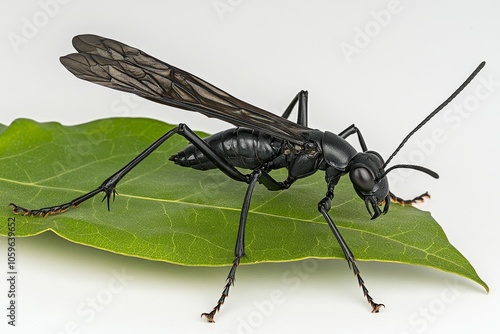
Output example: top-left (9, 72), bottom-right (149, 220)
top-left (60, 34), bottom-right (310, 144)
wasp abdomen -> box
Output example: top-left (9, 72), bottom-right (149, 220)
top-left (170, 128), bottom-right (282, 170)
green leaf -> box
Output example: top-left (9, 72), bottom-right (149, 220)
top-left (0, 118), bottom-right (488, 291)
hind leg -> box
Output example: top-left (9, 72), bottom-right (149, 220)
top-left (11, 123), bottom-right (249, 216)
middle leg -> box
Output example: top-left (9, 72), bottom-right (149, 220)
top-left (281, 90), bottom-right (308, 126)
top-left (201, 169), bottom-right (263, 322)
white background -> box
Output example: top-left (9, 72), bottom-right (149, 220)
top-left (1, 1), bottom-right (499, 333)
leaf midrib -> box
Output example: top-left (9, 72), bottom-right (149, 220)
top-left (2, 176), bottom-right (469, 274)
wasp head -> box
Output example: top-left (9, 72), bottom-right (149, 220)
top-left (348, 151), bottom-right (390, 220)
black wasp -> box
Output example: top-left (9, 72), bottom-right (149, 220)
top-left (10, 35), bottom-right (485, 322)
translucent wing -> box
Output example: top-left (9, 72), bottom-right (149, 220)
top-left (60, 34), bottom-right (310, 143)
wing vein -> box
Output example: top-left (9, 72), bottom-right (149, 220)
top-left (60, 34), bottom-right (310, 144)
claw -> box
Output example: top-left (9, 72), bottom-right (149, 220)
top-left (201, 311), bottom-right (216, 323)
top-left (101, 189), bottom-right (118, 211)
top-left (365, 196), bottom-right (382, 220)
top-left (9, 203), bottom-right (29, 215)
top-left (371, 303), bottom-right (385, 313)
top-left (382, 195), bottom-right (390, 214)
top-left (371, 204), bottom-right (382, 220)
top-left (364, 197), bottom-right (373, 217)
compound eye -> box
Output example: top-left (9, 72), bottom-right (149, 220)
top-left (350, 167), bottom-right (375, 192)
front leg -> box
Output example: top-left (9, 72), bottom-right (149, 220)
top-left (389, 191), bottom-right (430, 206)
top-left (318, 181), bottom-right (384, 313)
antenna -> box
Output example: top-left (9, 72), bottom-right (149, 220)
top-left (378, 164), bottom-right (439, 181)
top-left (383, 61), bottom-right (486, 169)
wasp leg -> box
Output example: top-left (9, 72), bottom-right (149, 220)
top-left (280, 90), bottom-right (308, 127)
top-left (10, 123), bottom-right (248, 217)
top-left (201, 169), bottom-right (262, 322)
top-left (318, 181), bottom-right (384, 313)
top-left (338, 124), bottom-right (368, 152)
top-left (389, 191), bottom-right (430, 206)
top-left (10, 188), bottom-right (104, 217)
